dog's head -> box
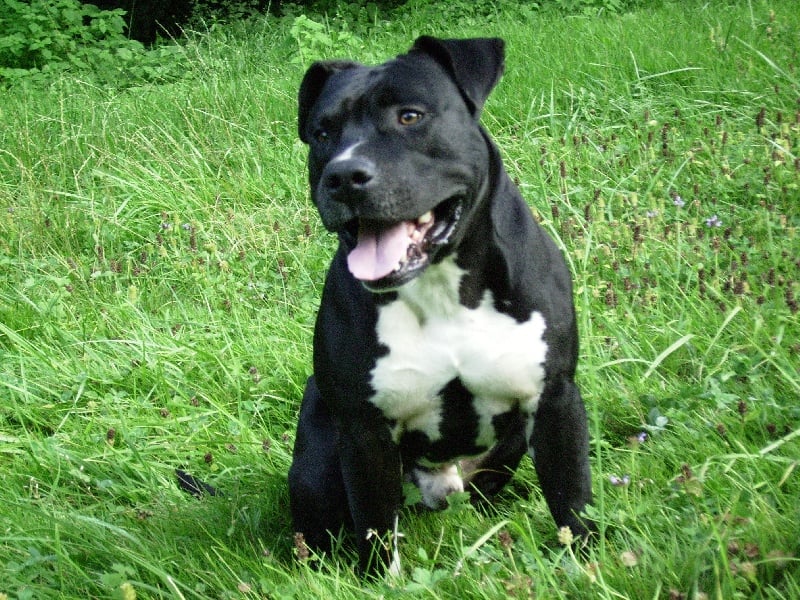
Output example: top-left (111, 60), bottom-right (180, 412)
top-left (298, 36), bottom-right (505, 291)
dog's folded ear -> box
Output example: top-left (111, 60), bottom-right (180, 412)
top-left (298, 60), bottom-right (360, 142)
top-left (411, 36), bottom-right (505, 116)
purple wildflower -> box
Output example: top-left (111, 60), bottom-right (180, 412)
top-left (609, 474), bottom-right (631, 487)
top-left (673, 196), bottom-right (685, 207)
top-left (705, 215), bottom-right (722, 227)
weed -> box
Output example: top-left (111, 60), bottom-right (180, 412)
top-left (0, 0), bottom-right (188, 86)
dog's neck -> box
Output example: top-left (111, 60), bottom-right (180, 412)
top-left (393, 256), bottom-right (466, 322)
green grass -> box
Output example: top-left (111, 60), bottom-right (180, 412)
top-left (1, 1), bottom-right (799, 598)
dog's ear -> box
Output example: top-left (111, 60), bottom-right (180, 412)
top-left (411, 36), bottom-right (505, 116)
top-left (298, 60), bottom-right (360, 143)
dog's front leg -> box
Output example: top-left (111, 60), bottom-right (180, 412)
top-left (289, 376), bottom-right (350, 554)
top-left (336, 417), bottom-right (403, 576)
top-left (531, 377), bottom-right (594, 538)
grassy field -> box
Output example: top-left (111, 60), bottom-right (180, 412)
top-left (1, 0), bottom-right (798, 598)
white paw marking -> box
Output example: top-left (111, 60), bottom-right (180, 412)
top-left (415, 464), bottom-right (464, 509)
top-left (388, 514), bottom-right (402, 578)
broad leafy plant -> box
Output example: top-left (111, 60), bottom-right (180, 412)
top-left (0, 0), bottom-right (185, 86)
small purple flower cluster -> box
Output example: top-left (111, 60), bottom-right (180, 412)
top-left (608, 433), bottom-right (649, 487)
top-left (609, 474), bottom-right (631, 487)
top-left (668, 192), bottom-right (722, 229)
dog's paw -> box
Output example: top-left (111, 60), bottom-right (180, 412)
top-left (413, 464), bottom-right (464, 509)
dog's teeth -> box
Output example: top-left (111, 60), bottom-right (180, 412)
top-left (417, 211), bottom-right (433, 225)
top-left (407, 244), bottom-right (423, 260)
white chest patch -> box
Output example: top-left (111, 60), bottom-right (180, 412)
top-left (369, 257), bottom-right (548, 451)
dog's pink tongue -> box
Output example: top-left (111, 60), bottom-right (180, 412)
top-left (347, 220), bottom-right (411, 281)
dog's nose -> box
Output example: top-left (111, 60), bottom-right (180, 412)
top-left (322, 158), bottom-right (376, 196)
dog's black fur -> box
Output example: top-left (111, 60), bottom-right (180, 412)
top-left (289, 36), bottom-right (593, 575)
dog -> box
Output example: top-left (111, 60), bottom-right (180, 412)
top-left (289, 36), bottom-right (593, 575)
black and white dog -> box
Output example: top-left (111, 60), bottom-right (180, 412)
top-left (289, 36), bottom-right (593, 575)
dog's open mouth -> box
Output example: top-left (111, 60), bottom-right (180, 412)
top-left (347, 196), bottom-right (463, 289)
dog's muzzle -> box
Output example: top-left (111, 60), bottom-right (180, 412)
top-left (318, 156), bottom-right (465, 291)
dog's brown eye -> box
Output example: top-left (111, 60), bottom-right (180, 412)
top-left (398, 110), bottom-right (423, 126)
top-left (314, 128), bottom-right (330, 143)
